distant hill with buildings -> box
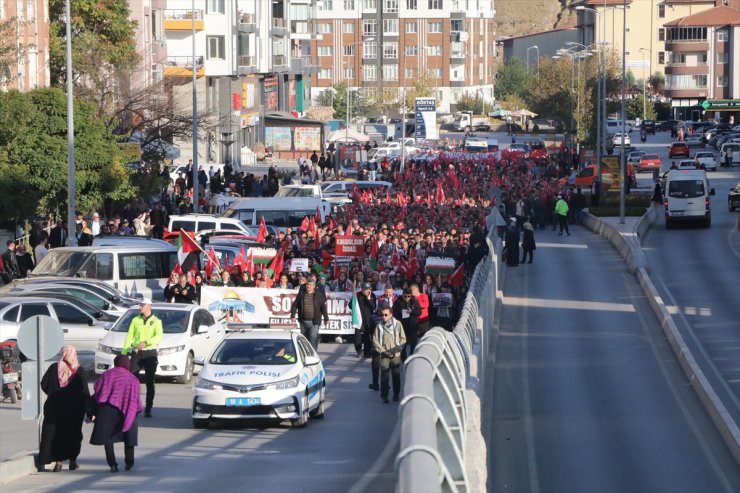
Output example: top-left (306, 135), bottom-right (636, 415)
top-left (495, 0), bottom-right (577, 38)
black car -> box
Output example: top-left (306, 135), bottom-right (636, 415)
top-left (641, 120), bottom-right (656, 134)
top-left (657, 120), bottom-right (679, 132)
top-left (729, 183), bottom-right (740, 212)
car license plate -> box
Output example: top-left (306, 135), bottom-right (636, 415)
top-left (226, 397), bottom-right (261, 407)
top-left (672, 211), bottom-right (684, 216)
top-left (2, 372), bottom-right (18, 384)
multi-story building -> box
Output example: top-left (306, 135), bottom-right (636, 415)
top-left (497, 27), bottom-right (580, 68)
top-left (310, 0), bottom-right (496, 114)
top-left (128, 0), bottom-right (168, 92)
top-left (0, 0), bottom-right (49, 91)
top-left (663, 4), bottom-right (740, 120)
top-left (162, 0), bottom-right (318, 164)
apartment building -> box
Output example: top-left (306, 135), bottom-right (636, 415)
top-left (574, 0), bottom-right (720, 82)
top-left (663, 4), bottom-right (740, 120)
top-left (162, 0), bottom-right (318, 164)
top-left (128, 0), bottom-right (168, 92)
top-left (310, 0), bottom-right (496, 114)
top-left (0, 0), bottom-right (49, 91)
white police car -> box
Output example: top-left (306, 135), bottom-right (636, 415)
top-left (191, 329), bottom-right (326, 429)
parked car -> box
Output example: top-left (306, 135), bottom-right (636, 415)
top-left (0, 297), bottom-right (105, 352)
top-left (637, 154), bottom-right (662, 173)
top-left (728, 182), bottom-right (740, 212)
top-left (677, 159), bottom-right (699, 170)
top-left (693, 151), bottom-right (716, 171)
top-left (0, 283), bottom-right (128, 316)
top-left (192, 328), bottom-right (326, 429)
top-left (13, 291), bottom-right (120, 323)
top-left (685, 134), bottom-right (704, 148)
top-left (657, 120), bottom-right (678, 132)
top-left (612, 132), bottom-right (631, 146)
top-left (627, 151), bottom-right (646, 168)
top-left (641, 120), bottom-right (656, 134)
top-left (0, 277), bottom-right (141, 306)
top-left (95, 304), bottom-right (225, 384)
top-left (668, 142), bottom-right (690, 159)
top-left (720, 142), bottom-right (740, 167)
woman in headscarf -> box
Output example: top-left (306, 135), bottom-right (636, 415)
top-left (39, 346), bottom-right (90, 472)
top-left (88, 355), bottom-right (143, 473)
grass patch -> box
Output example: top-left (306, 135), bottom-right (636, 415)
top-left (588, 191), bottom-right (651, 217)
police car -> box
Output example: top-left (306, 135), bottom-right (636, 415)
top-left (191, 329), bottom-right (326, 429)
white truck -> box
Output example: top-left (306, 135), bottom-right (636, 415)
top-left (453, 112), bottom-right (492, 133)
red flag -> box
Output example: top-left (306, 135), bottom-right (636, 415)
top-left (308, 216), bottom-right (318, 238)
top-left (391, 247), bottom-right (400, 267)
top-left (233, 246), bottom-right (247, 271)
top-left (397, 191), bottom-right (406, 208)
top-left (245, 249), bottom-right (255, 276)
top-left (370, 237), bottom-right (378, 259)
top-left (268, 249), bottom-right (284, 279)
top-left (385, 190), bottom-right (391, 205)
top-left (406, 248), bottom-right (419, 280)
top-left (257, 215), bottom-right (268, 243)
top-left (351, 183), bottom-right (360, 201)
top-left (321, 249), bottom-right (334, 268)
top-left (204, 247), bottom-right (219, 278)
top-left (328, 216), bottom-right (337, 231)
top-left (435, 185), bottom-right (446, 204)
top-left (333, 256), bottom-right (340, 279)
top-left (345, 223), bottom-right (353, 236)
top-left (447, 264), bottom-right (465, 287)
top-left (300, 215), bottom-right (310, 232)
top-left (314, 207), bottom-right (321, 224)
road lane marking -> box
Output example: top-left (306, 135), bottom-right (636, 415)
top-left (535, 242), bottom-right (589, 249)
top-left (503, 297), bottom-right (635, 313)
top-left (521, 267), bottom-right (540, 493)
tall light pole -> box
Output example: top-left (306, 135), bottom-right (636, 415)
top-left (191, 0), bottom-right (199, 212)
top-left (65, 0), bottom-right (75, 245)
top-left (526, 45), bottom-right (539, 75)
top-left (619, 0), bottom-right (627, 224)
top-left (639, 47), bottom-right (648, 121)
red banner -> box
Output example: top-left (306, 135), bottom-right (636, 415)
top-left (335, 235), bottom-right (366, 257)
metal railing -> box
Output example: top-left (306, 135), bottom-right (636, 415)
top-left (273, 55), bottom-right (287, 66)
top-left (397, 223), bottom-right (500, 492)
top-left (238, 55), bottom-right (256, 67)
top-left (163, 9), bottom-right (203, 20)
top-left (238, 12), bottom-right (255, 24)
top-left (272, 17), bottom-right (287, 28)
top-left (166, 55), bottom-right (204, 68)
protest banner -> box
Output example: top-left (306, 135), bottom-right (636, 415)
top-left (290, 258), bottom-right (309, 273)
top-left (431, 292), bottom-right (453, 308)
top-left (334, 235), bottom-right (366, 257)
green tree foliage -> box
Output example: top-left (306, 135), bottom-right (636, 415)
top-left (648, 71), bottom-right (665, 95)
top-left (0, 88), bottom-right (134, 219)
top-left (495, 58), bottom-right (531, 100)
top-left (404, 70), bottom-right (437, 110)
top-left (627, 94), bottom-right (657, 121)
top-left (456, 93), bottom-right (488, 114)
top-left (315, 82), bottom-right (361, 120)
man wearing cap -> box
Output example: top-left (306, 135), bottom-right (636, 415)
top-left (122, 299), bottom-right (163, 417)
top-left (290, 278), bottom-right (329, 350)
top-left (554, 194), bottom-right (570, 236)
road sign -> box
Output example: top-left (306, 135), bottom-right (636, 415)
top-left (17, 316), bottom-right (64, 361)
top-left (21, 361), bottom-right (53, 421)
top-left (701, 99), bottom-right (740, 111)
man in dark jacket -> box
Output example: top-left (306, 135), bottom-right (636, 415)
top-left (171, 274), bottom-right (197, 304)
top-left (392, 287), bottom-right (421, 357)
top-left (355, 282), bottom-right (381, 390)
top-left (1, 240), bottom-right (22, 283)
top-left (290, 278), bottom-right (329, 350)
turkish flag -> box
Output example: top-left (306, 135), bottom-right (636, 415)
top-left (257, 215), bottom-right (268, 243)
top-left (447, 264), bottom-right (465, 287)
top-left (233, 246), bottom-right (247, 272)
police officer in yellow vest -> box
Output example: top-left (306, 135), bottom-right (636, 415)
top-left (122, 298), bottom-right (163, 417)
top-left (272, 342), bottom-right (296, 363)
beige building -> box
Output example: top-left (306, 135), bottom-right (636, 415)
top-left (0, 0), bottom-right (49, 91)
top-left (573, 0), bottom-right (722, 82)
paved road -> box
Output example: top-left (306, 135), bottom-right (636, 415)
top-left (486, 223), bottom-right (740, 493)
top-left (0, 343), bottom-right (399, 492)
top-left (641, 170), bottom-right (740, 428)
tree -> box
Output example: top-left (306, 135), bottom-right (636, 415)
top-left (404, 70), bottom-right (437, 111)
top-left (627, 94), bottom-right (657, 121)
top-left (648, 71), bottom-right (665, 95)
top-left (0, 17), bottom-right (29, 88)
top-left (456, 93), bottom-right (487, 114)
top-left (499, 94), bottom-right (527, 112)
top-left (0, 88), bottom-right (135, 220)
top-left (314, 82), bottom-right (360, 120)
top-left (495, 58), bottom-right (531, 101)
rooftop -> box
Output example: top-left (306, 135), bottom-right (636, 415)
top-left (664, 5), bottom-right (740, 26)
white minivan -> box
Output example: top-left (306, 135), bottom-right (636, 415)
top-left (168, 214), bottom-right (255, 236)
top-left (30, 245), bottom-right (178, 300)
top-left (664, 169), bottom-right (715, 228)
top-left (222, 197), bottom-right (333, 228)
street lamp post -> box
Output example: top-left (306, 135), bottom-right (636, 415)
top-left (639, 47), bottom-right (648, 121)
top-left (620, 0), bottom-right (627, 224)
top-left (191, 0), bottom-right (199, 212)
top-left (526, 45), bottom-right (539, 75)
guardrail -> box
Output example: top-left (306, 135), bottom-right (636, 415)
top-left (397, 229), bottom-right (500, 493)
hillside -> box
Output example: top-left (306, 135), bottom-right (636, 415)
top-left (495, 0), bottom-right (578, 38)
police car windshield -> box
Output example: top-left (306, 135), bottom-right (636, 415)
top-left (210, 338), bottom-right (297, 366)
top-left (111, 309), bottom-right (189, 333)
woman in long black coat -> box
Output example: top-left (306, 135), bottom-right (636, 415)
top-left (39, 346), bottom-right (89, 472)
top-left (504, 219), bottom-right (520, 267)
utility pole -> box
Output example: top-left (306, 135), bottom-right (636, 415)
top-left (65, 0), bottom-right (75, 245)
top-left (191, 0), bottom-right (199, 213)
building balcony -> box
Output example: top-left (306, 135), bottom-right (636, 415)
top-left (238, 12), bottom-right (258, 33)
top-left (450, 52), bottom-right (465, 63)
top-left (291, 55), bottom-right (320, 74)
top-left (664, 63), bottom-right (708, 76)
top-left (665, 88), bottom-right (708, 99)
top-left (237, 55), bottom-right (257, 75)
top-left (163, 10), bottom-right (204, 30)
top-left (291, 20), bottom-right (314, 40)
top-left (273, 54), bottom-right (289, 72)
top-left (272, 18), bottom-right (289, 37)
top-left (163, 56), bottom-right (204, 77)
top-left (664, 40), bottom-right (708, 52)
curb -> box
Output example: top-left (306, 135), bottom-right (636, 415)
top-left (584, 206), bottom-right (740, 465)
top-left (0, 451), bottom-right (37, 485)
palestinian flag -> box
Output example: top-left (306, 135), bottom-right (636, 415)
top-left (350, 289), bottom-right (363, 330)
top-left (267, 249), bottom-right (284, 279)
top-left (250, 247), bottom-right (277, 264)
top-left (425, 256), bottom-right (456, 275)
top-left (176, 230), bottom-right (200, 274)
top-left (447, 263), bottom-right (465, 287)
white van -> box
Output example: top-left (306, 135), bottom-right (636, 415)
top-left (664, 169), bottom-right (715, 228)
top-left (30, 245), bottom-right (178, 300)
top-left (168, 214), bottom-right (254, 235)
top-left (222, 197), bottom-right (333, 228)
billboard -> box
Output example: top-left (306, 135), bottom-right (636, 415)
top-left (415, 98), bottom-right (438, 140)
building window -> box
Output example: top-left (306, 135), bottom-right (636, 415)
top-left (717, 52), bottom-right (729, 64)
top-left (666, 27), bottom-right (707, 42)
top-left (207, 0), bottom-right (225, 14)
top-left (318, 0), bottom-right (334, 10)
top-left (429, 22), bottom-right (443, 33)
top-left (718, 76), bottom-right (728, 87)
top-left (344, 45), bottom-right (355, 56)
top-left (428, 0), bottom-right (443, 8)
top-left (318, 46), bottom-right (333, 56)
top-left (658, 51), bottom-right (665, 64)
top-left (319, 68), bottom-right (334, 79)
top-left (430, 68), bottom-right (442, 78)
top-left (384, 0), bottom-right (398, 13)
top-left (406, 22), bottom-right (417, 33)
top-left (363, 19), bottom-right (377, 36)
top-left (658, 28), bottom-right (665, 42)
top-left (363, 0), bottom-right (377, 9)
top-left (363, 65), bottom-right (378, 81)
top-left (207, 36), bottom-right (225, 59)
top-left (344, 22), bottom-right (355, 33)
top-left (319, 23), bottom-right (332, 33)
top-left (384, 19), bottom-right (399, 35)
top-left (344, 0), bottom-right (356, 9)
top-left (658, 4), bottom-right (665, 18)
top-left (383, 41), bottom-right (398, 58)
top-left (363, 41), bottom-right (378, 58)
top-left (406, 0), bottom-right (417, 8)
top-left (344, 67), bottom-right (355, 79)
top-left (404, 68), bottom-right (416, 79)
top-left (427, 45), bottom-right (442, 56)
top-left (717, 29), bottom-right (728, 42)
top-left (383, 64), bottom-right (399, 81)
top-left (405, 45), bottom-right (418, 56)
top-left (451, 19), bottom-right (463, 32)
